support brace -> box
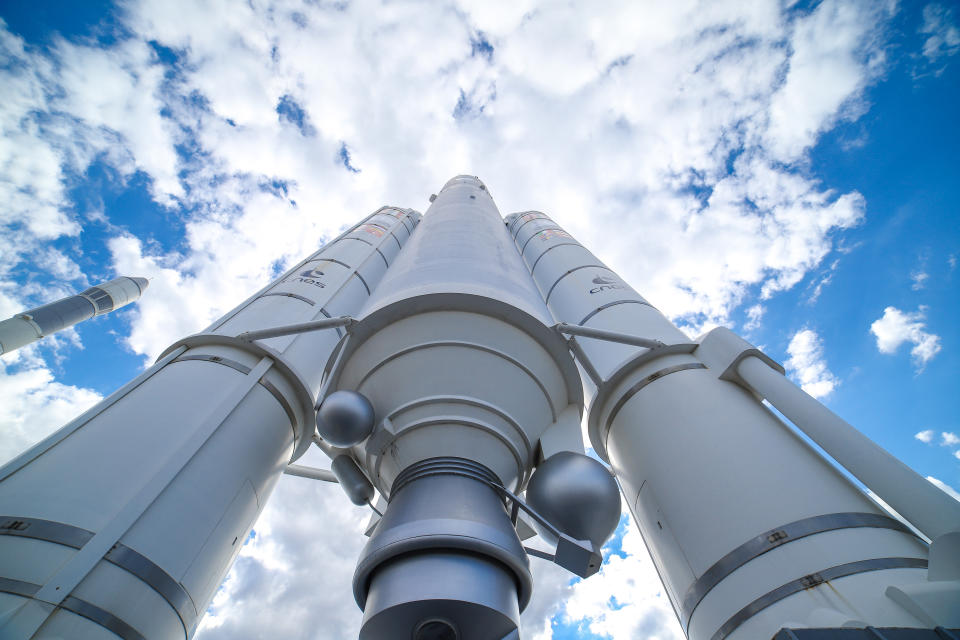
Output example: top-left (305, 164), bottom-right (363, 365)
top-left (237, 316), bottom-right (355, 342)
top-left (555, 322), bottom-right (665, 350)
top-left (283, 464), bottom-right (337, 483)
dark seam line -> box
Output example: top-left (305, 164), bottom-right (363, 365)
top-left (710, 557), bottom-right (928, 640)
top-left (173, 356), bottom-right (297, 436)
top-left (606, 363), bottom-right (706, 431)
top-left (529, 242), bottom-right (581, 276)
top-left (682, 512), bottom-right (922, 627)
top-left (313, 258), bottom-right (354, 270)
top-left (0, 553), bottom-right (174, 639)
top-left (578, 300), bottom-right (653, 325)
top-left (544, 265), bottom-right (610, 304)
top-left (519, 226), bottom-right (563, 257)
top-left (512, 214), bottom-right (552, 239)
top-left (259, 292), bottom-right (316, 305)
top-left (353, 272), bottom-right (371, 295)
top-left (318, 308), bottom-right (344, 337)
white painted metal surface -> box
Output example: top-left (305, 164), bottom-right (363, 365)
top-left (505, 210), bottom-right (947, 639)
top-left (3, 179), bottom-right (955, 640)
top-left (736, 354), bottom-right (960, 541)
top-left (0, 208), bottom-right (419, 639)
top-left (327, 179), bottom-right (583, 495)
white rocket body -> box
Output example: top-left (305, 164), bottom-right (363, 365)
top-left (0, 209), bottom-right (419, 639)
top-left (324, 177), bottom-right (585, 639)
top-left (0, 277), bottom-right (149, 355)
top-left (505, 210), bottom-right (959, 639)
top-left (1, 178), bottom-right (957, 640)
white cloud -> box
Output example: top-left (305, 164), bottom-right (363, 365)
top-left (0, 354), bottom-right (102, 466)
top-left (920, 4), bottom-right (960, 63)
top-left (870, 306), bottom-right (942, 371)
top-left (911, 270), bottom-right (929, 290)
top-left (914, 429), bottom-right (935, 443)
top-left (559, 516), bottom-right (683, 639)
top-left (765, 0), bottom-right (892, 161)
top-left (785, 328), bottom-right (839, 398)
top-left (940, 432), bottom-right (960, 447)
top-left (806, 259), bottom-right (839, 304)
top-left (0, 1), bottom-right (914, 638)
top-left (197, 448), bottom-right (369, 640)
top-left (744, 304), bottom-right (765, 332)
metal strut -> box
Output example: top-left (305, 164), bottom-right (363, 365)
top-left (237, 316), bottom-right (355, 342)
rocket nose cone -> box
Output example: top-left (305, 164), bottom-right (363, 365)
top-left (130, 277), bottom-right (150, 293)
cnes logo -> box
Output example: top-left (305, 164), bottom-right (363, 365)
top-left (286, 265), bottom-right (327, 288)
top-left (589, 274), bottom-right (626, 294)
top-left (300, 266), bottom-right (325, 279)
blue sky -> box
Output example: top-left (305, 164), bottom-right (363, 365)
top-left (1, 1), bottom-right (958, 639)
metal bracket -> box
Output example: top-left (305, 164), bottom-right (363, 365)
top-left (567, 336), bottom-right (604, 386)
top-left (283, 464), bottom-right (337, 483)
top-left (556, 323), bottom-right (669, 391)
top-left (237, 316), bottom-right (355, 342)
top-left (488, 483), bottom-right (602, 578)
top-left (555, 322), bottom-right (666, 350)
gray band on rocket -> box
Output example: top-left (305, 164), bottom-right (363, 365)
top-left (0, 276), bottom-right (149, 355)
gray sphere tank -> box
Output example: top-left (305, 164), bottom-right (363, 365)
top-left (317, 390), bottom-right (376, 447)
top-left (525, 451), bottom-right (622, 547)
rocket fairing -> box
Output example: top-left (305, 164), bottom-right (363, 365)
top-left (0, 208), bottom-right (419, 639)
top-left (0, 276), bottom-right (149, 355)
top-left (1, 178), bottom-right (957, 640)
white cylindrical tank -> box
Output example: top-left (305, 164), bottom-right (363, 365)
top-left (0, 276), bottom-right (149, 355)
top-left (332, 182), bottom-right (581, 494)
top-left (505, 211), bottom-right (939, 640)
top-left (325, 177), bottom-right (584, 639)
top-left (0, 207), bottom-right (419, 640)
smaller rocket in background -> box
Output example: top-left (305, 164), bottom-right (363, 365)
top-left (0, 276), bottom-right (149, 355)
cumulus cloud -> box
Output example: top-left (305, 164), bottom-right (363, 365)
top-left (870, 306), bottom-right (942, 371)
top-left (197, 448), bottom-right (370, 639)
top-left (0, 1), bottom-right (914, 637)
top-left (914, 429), bottom-right (935, 443)
top-left (941, 432), bottom-right (960, 447)
top-left (766, 0), bottom-right (891, 160)
top-left (0, 353), bottom-right (102, 465)
top-left (559, 517), bottom-right (682, 639)
top-left (785, 328), bottom-right (839, 398)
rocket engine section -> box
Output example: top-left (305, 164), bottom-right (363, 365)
top-left (320, 176), bottom-right (584, 639)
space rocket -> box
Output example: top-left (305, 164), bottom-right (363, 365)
top-left (0, 277), bottom-right (149, 355)
top-left (0, 177), bottom-right (956, 640)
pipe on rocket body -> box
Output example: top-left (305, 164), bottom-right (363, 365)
top-left (505, 211), bottom-right (934, 639)
top-left (0, 276), bottom-right (149, 355)
top-left (736, 355), bottom-right (960, 540)
top-left (0, 208), bottom-right (420, 640)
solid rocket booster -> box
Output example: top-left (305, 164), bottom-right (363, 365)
top-left (0, 276), bottom-right (149, 355)
top-left (0, 208), bottom-right (418, 640)
top-left (504, 211), bottom-right (955, 638)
